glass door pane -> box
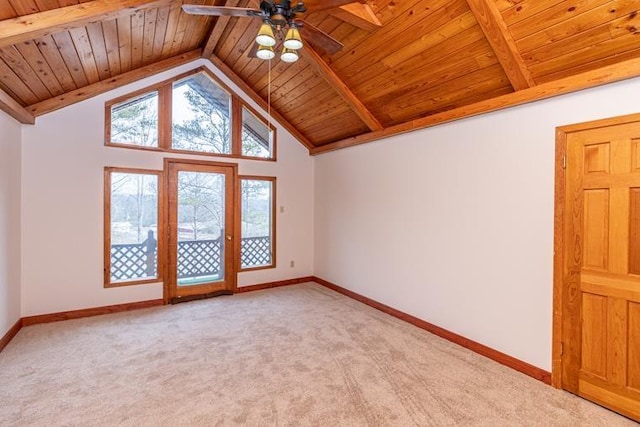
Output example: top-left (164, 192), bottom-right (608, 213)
top-left (176, 171), bottom-right (225, 286)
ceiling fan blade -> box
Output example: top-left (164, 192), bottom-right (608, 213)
top-left (296, 20), bottom-right (343, 55)
top-left (303, 0), bottom-right (362, 13)
top-left (181, 5), bottom-right (261, 17)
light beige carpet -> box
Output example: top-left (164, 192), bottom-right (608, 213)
top-left (0, 282), bottom-right (636, 426)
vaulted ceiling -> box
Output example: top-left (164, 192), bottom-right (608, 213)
top-left (0, 0), bottom-right (639, 154)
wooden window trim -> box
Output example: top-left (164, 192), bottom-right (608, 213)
top-left (236, 175), bottom-right (277, 272)
top-left (105, 67), bottom-right (276, 162)
top-left (104, 167), bottom-right (165, 288)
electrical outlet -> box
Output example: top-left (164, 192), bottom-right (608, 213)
top-left (290, 260), bottom-right (295, 268)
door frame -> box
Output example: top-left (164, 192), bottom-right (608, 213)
top-left (552, 112), bottom-right (640, 389)
top-left (163, 158), bottom-right (238, 304)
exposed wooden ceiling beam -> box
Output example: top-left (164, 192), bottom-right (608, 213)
top-left (0, 0), bottom-right (172, 49)
top-left (0, 87), bottom-right (34, 124)
top-left (310, 56), bottom-right (640, 155)
top-left (332, 3), bottom-right (382, 32)
top-left (28, 49), bottom-right (200, 117)
top-left (303, 46), bottom-right (383, 132)
top-left (464, 0), bottom-right (534, 91)
top-left (207, 53), bottom-right (315, 151)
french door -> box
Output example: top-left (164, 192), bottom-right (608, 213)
top-left (166, 160), bottom-right (237, 303)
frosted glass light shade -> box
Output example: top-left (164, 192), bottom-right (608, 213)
top-left (280, 48), bottom-right (299, 63)
top-left (256, 23), bottom-right (276, 47)
top-left (283, 27), bottom-right (303, 50)
top-left (256, 45), bottom-right (275, 60)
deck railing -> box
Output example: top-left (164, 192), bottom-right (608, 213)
top-left (110, 231), bottom-right (271, 281)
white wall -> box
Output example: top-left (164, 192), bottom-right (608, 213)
top-left (314, 76), bottom-right (640, 371)
top-left (0, 110), bottom-right (22, 337)
top-left (21, 59), bottom-right (314, 316)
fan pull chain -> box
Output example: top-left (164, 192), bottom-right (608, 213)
top-left (268, 57), bottom-right (272, 144)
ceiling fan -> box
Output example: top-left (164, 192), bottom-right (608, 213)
top-left (182, 0), bottom-right (355, 62)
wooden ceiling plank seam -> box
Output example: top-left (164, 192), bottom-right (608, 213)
top-left (223, 18), bottom-right (259, 69)
top-left (15, 39), bottom-right (65, 96)
top-left (302, 45), bottom-right (382, 131)
top-left (216, 15), bottom-right (252, 62)
top-left (130, 9), bottom-right (144, 69)
top-left (254, 60), bottom-right (314, 97)
top-left (160, 4), bottom-right (180, 58)
top-left (0, 0), bottom-right (174, 49)
top-left (464, 0), bottom-right (534, 90)
top-left (57, 1), bottom-right (82, 7)
top-left (35, 0), bottom-right (60, 11)
top-left (168, 2), bottom-right (193, 56)
top-left (28, 48), bottom-right (200, 116)
top-left (260, 66), bottom-right (321, 107)
top-left (352, 24), bottom-right (486, 93)
top-left (116, 15), bottom-right (132, 72)
top-left (0, 0), bottom-right (17, 20)
top-left (68, 26), bottom-right (100, 84)
top-left (86, 21), bottom-right (111, 80)
top-left (522, 8), bottom-right (640, 65)
top-left (290, 101), bottom-right (354, 127)
top-left (366, 42), bottom-right (497, 110)
top-left (383, 65), bottom-right (511, 121)
top-left (331, 3), bottom-right (382, 31)
top-left (185, 13), bottom-right (211, 53)
top-left (177, 0), bottom-right (206, 54)
top-left (201, 0), bottom-right (243, 58)
top-left (151, 5), bottom-right (170, 58)
top-left (311, 55), bottom-right (640, 155)
top-left (330, 0), bottom-right (450, 71)
top-left (141, 7), bottom-right (158, 65)
top-left (284, 85), bottom-right (346, 119)
top-left (379, 10), bottom-right (478, 70)
top-left (337, 0), bottom-right (465, 79)
top-left (102, 18), bottom-right (121, 76)
top-left (516, 0), bottom-right (638, 54)
top-left (528, 33), bottom-right (640, 79)
top-left (51, 30), bottom-right (89, 87)
top-left (0, 83), bottom-right (35, 123)
top-left (0, 46), bottom-right (52, 100)
top-left (358, 27), bottom-right (489, 99)
top-left (0, 55), bottom-right (39, 104)
top-left (535, 47), bottom-right (640, 84)
top-left (268, 77), bottom-right (327, 115)
top-left (207, 53), bottom-right (315, 151)
top-left (501, 0), bottom-right (566, 26)
top-left (509, 0), bottom-right (611, 41)
top-left (34, 35), bottom-right (77, 91)
top-left (8, 0), bottom-right (38, 16)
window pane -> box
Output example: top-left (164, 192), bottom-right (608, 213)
top-left (242, 106), bottom-right (273, 158)
top-left (240, 179), bottom-right (273, 269)
top-left (109, 173), bottom-right (158, 283)
top-left (176, 171), bottom-right (226, 285)
top-left (172, 73), bottom-right (231, 154)
top-left (110, 92), bottom-right (159, 147)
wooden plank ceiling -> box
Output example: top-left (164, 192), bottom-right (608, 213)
top-left (0, 0), bottom-right (639, 153)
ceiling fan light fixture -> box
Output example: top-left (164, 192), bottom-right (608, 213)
top-left (283, 27), bottom-right (303, 50)
top-left (256, 23), bottom-right (276, 47)
top-left (280, 47), bottom-right (299, 63)
top-left (256, 45), bottom-right (276, 60)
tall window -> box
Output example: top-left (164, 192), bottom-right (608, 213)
top-left (104, 168), bottom-right (162, 287)
top-left (105, 67), bottom-right (276, 160)
top-left (239, 177), bottom-right (275, 270)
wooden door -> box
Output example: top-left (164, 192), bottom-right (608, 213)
top-left (166, 160), bottom-right (237, 303)
top-left (559, 116), bottom-right (640, 421)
